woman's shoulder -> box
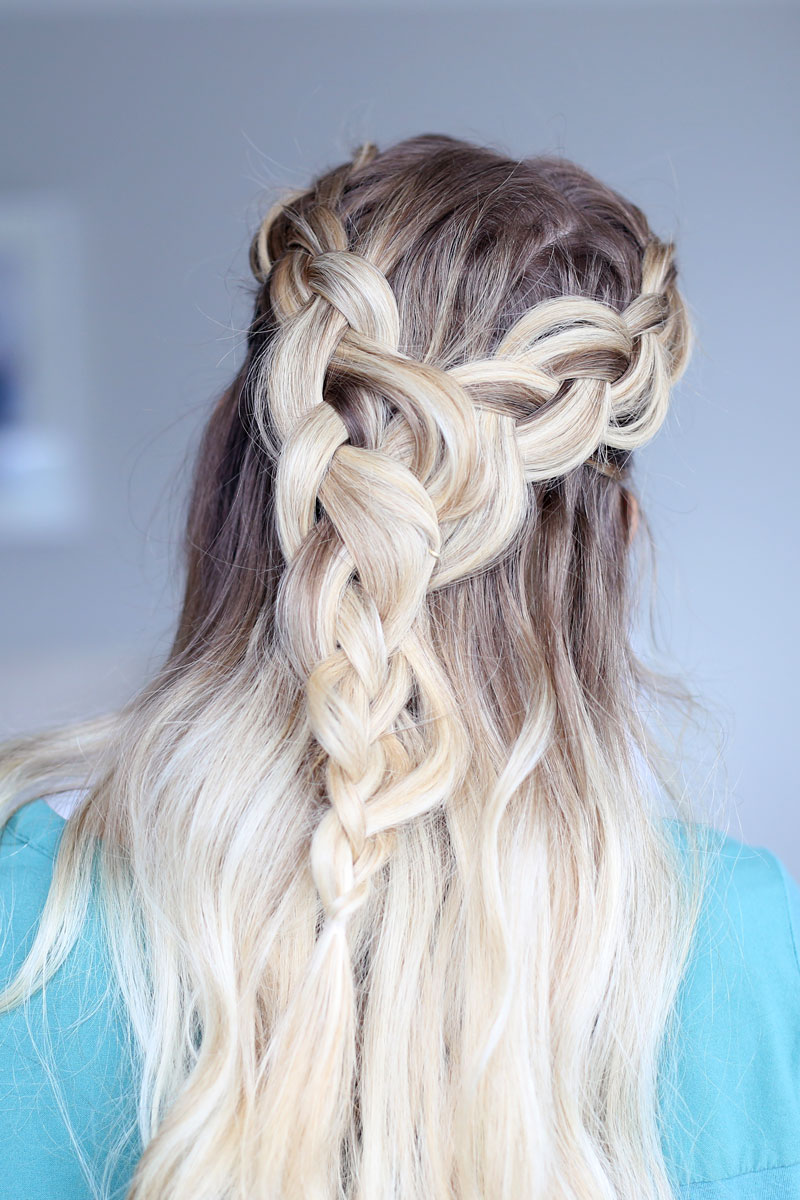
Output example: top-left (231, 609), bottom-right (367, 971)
top-left (0, 796), bottom-right (71, 970)
top-left (1, 792), bottom-right (70, 855)
top-left (667, 817), bottom-right (800, 994)
top-left (0, 795), bottom-right (140, 1200)
top-left (660, 818), bottom-right (800, 1196)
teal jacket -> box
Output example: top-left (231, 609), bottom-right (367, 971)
top-left (1, 798), bottom-right (799, 1199)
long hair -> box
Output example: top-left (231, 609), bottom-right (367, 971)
top-left (0, 133), bottom-right (719, 1199)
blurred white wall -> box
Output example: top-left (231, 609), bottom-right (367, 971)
top-left (0, 1), bottom-right (797, 871)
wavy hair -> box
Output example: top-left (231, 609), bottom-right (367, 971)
top-left (0, 133), bottom-right (719, 1199)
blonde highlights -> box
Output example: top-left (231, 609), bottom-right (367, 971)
top-left (0, 134), bottom-right (714, 1199)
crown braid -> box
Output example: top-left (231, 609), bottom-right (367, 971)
top-left (252, 206), bottom-right (688, 589)
top-left (251, 172), bottom-right (691, 916)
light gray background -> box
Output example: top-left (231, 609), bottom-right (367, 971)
top-left (0, 2), bottom-right (797, 872)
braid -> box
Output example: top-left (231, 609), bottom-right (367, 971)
top-left (251, 164), bottom-right (495, 1194)
top-left (268, 241), bottom-right (488, 910)
top-left (449, 239), bottom-right (689, 482)
top-left (248, 148), bottom-right (689, 1194)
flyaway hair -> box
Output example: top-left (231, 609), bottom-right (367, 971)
top-left (0, 133), bottom-right (719, 1200)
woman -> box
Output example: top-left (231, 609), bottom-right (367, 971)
top-left (0, 133), bottom-right (798, 1200)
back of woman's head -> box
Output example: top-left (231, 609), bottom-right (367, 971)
top-left (0, 133), bottom-right (711, 1200)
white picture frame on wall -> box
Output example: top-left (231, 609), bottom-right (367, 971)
top-left (0, 193), bottom-right (89, 541)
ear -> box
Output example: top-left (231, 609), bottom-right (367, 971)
top-left (624, 491), bottom-right (640, 547)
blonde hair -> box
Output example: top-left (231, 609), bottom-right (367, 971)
top-left (1, 133), bottom-right (719, 1199)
